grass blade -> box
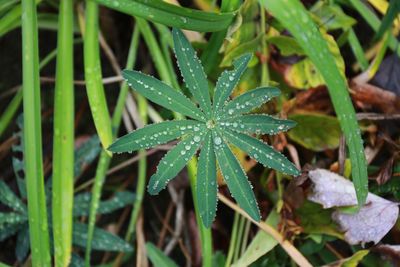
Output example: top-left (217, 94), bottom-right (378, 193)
top-left (223, 129), bottom-right (300, 176)
top-left (172, 28), bottom-right (212, 118)
top-left (148, 134), bottom-right (204, 195)
top-left (221, 115), bottom-right (296, 135)
top-left (84, 0), bottom-right (113, 151)
top-left (0, 90), bottom-right (22, 139)
top-left (213, 131), bottom-right (260, 221)
top-left (220, 87), bottom-right (281, 119)
top-left (52, 0), bottom-right (74, 265)
top-left (197, 131), bottom-right (217, 228)
top-left (261, 0), bottom-right (369, 205)
top-left (21, 0), bottom-right (51, 265)
top-left (123, 70), bottom-right (206, 121)
top-left (93, 0), bottom-right (234, 32)
top-left (146, 242), bottom-right (178, 267)
top-left (109, 120), bottom-right (204, 153)
top-left (213, 54), bottom-right (252, 117)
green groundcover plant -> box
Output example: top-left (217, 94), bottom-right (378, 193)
top-left (108, 28), bottom-right (300, 227)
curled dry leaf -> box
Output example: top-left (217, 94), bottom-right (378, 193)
top-left (308, 169), bottom-right (399, 245)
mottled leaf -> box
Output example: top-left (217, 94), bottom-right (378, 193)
top-left (223, 130), bottom-right (300, 176)
top-left (308, 169), bottom-right (399, 245)
top-left (197, 131), bottom-right (217, 228)
top-left (220, 87), bottom-right (281, 119)
top-left (123, 70), bottom-right (206, 121)
top-left (221, 114), bottom-right (296, 135)
top-left (108, 120), bottom-right (204, 153)
top-left (172, 28), bottom-right (212, 118)
top-left (213, 131), bottom-right (260, 221)
top-left (213, 54), bottom-right (252, 116)
top-left (148, 134), bottom-right (204, 195)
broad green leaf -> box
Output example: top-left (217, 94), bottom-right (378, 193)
top-left (0, 180), bottom-right (26, 213)
top-left (148, 134), bottom-right (204, 195)
top-left (73, 191), bottom-right (135, 217)
top-left (266, 36), bottom-right (304, 56)
top-left (93, 0), bottom-right (235, 32)
top-left (221, 114), bottom-right (296, 135)
top-left (213, 54), bottom-right (252, 116)
top-left (233, 210), bottom-right (279, 267)
top-left (223, 130), bottom-right (300, 176)
top-left (0, 212), bottom-right (27, 225)
top-left (220, 87), bottom-right (281, 119)
top-left (213, 131), bottom-right (260, 221)
top-left (262, 0), bottom-right (368, 205)
top-left (73, 223), bottom-right (132, 252)
top-left (146, 242), bottom-right (178, 267)
top-left (123, 70), bottom-right (206, 121)
top-left (311, 3), bottom-right (357, 30)
top-left (172, 28), bottom-right (212, 118)
top-left (287, 113), bottom-right (341, 152)
top-left (108, 120), bottom-right (204, 153)
top-left (196, 131), bottom-right (217, 228)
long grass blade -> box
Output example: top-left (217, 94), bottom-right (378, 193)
top-left (52, 0), bottom-right (74, 266)
top-left (93, 0), bottom-right (235, 32)
top-left (261, 0), bottom-right (369, 205)
top-left (0, 90), bottom-right (22, 138)
top-left (84, 0), bottom-right (113, 151)
top-left (21, 0), bottom-right (50, 265)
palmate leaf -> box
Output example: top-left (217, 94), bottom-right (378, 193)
top-left (196, 131), bottom-right (217, 228)
top-left (220, 87), bottom-right (281, 119)
top-left (122, 70), bottom-right (206, 121)
top-left (213, 130), bottom-right (260, 221)
top-left (213, 53), bottom-right (252, 116)
top-left (172, 28), bottom-right (212, 118)
top-left (223, 130), bottom-right (300, 176)
top-left (221, 115), bottom-right (296, 135)
top-left (148, 134), bottom-right (204, 195)
top-left (0, 212), bottom-right (27, 225)
top-left (108, 120), bottom-right (204, 153)
top-left (0, 180), bottom-right (26, 213)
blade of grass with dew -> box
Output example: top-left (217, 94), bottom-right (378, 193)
top-left (261, 0), bottom-right (368, 205)
top-left (93, 0), bottom-right (235, 32)
top-left (0, 90), bottom-right (22, 138)
top-left (52, 0), bottom-right (74, 266)
top-left (84, 26), bottom-right (140, 266)
top-left (136, 19), bottom-right (213, 267)
top-left (83, 0), bottom-right (113, 151)
top-left (21, 0), bottom-right (50, 265)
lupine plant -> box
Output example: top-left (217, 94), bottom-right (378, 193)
top-left (109, 28), bottom-right (300, 227)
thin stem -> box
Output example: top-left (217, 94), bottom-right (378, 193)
top-left (52, 0), bottom-right (74, 266)
top-left (21, 0), bottom-right (51, 265)
top-left (84, 25), bottom-right (140, 267)
top-left (225, 212), bottom-right (240, 267)
top-left (233, 214), bottom-right (245, 262)
top-left (260, 6), bottom-right (269, 86)
top-left (0, 90), bottom-right (22, 138)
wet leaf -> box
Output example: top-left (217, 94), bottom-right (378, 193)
top-left (287, 113), bottom-right (341, 152)
top-left (308, 169), bottom-right (399, 245)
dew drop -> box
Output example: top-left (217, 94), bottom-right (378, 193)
top-left (214, 137), bottom-right (222, 145)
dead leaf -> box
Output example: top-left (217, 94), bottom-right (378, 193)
top-left (375, 156), bottom-right (395, 185)
top-left (308, 169), bottom-right (399, 245)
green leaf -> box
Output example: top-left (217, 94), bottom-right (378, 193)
top-left (108, 120), bottom-right (204, 153)
top-left (266, 35), bottom-right (305, 56)
top-left (0, 180), bottom-right (26, 213)
top-left (220, 34), bottom-right (264, 67)
top-left (196, 132), bottom-right (217, 228)
top-left (213, 54), bottom-right (252, 116)
top-left (74, 135), bottom-right (101, 178)
top-left (221, 114), bottom-right (296, 135)
top-left (146, 242), bottom-right (178, 267)
top-left (15, 226), bottom-right (30, 262)
top-left (93, 0), bottom-right (235, 32)
top-left (375, 0), bottom-right (400, 41)
top-left (287, 113), bottom-right (341, 151)
top-left (0, 212), bottom-right (27, 225)
top-left (148, 134), bottom-right (204, 195)
top-left (0, 222), bottom-right (24, 241)
top-left (73, 223), bottom-right (132, 252)
top-left (213, 130), bottom-right (260, 221)
top-left (262, 0), bottom-right (368, 206)
top-left (73, 191), bottom-right (135, 217)
top-left (220, 87), bottom-right (281, 119)
top-left (311, 3), bottom-right (357, 30)
top-left (123, 70), bottom-right (206, 121)
top-left (172, 28), bottom-right (212, 118)
top-left (223, 130), bottom-right (300, 176)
